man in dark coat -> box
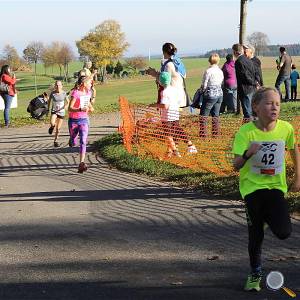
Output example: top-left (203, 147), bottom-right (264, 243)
top-left (232, 43), bottom-right (258, 119)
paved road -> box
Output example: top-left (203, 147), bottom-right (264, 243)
top-left (0, 114), bottom-right (299, 300)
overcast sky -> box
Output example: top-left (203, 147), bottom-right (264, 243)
top-left (1, 0), bottom-right (300, 57)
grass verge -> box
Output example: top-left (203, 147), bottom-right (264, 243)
top-left (95, 133), bottom-right (300, 213)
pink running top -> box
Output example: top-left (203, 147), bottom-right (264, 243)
top-left (69, 89), bottom-right (91, 119)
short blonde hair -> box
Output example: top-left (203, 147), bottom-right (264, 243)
top-left (252, 87), bottom-right (280, 106)
top-left (209, 53), bottom-right (220, 65)
top-left (251, 87), bottom-right (280, 116)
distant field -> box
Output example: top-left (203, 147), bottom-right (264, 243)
top-left (1, 56), bottom-right (300, 124)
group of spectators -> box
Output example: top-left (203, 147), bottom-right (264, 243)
top-left (193, 43), bottom-right (264, 137)
top-left (145, 42), bottom-right (299, 146)
top-left (275, 47), bottom-right (300, 101)
top-left (200, 43), bottom-right (264, 121)
top-left (197, 44), bottom-right (299, 135)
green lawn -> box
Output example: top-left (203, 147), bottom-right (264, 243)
top-left (1, 57), bottom-right (300, 125)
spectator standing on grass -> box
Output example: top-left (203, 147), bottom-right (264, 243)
top-left (232, 43), bottom-right (258, 120)
top-left (232, 87), bottom-right (300, 292)
top-left (146, 42), bottom-right (187, 108)
top-left (275, 47), bottom-right (292, 101)
top-left (79, 61), bottom-right (92, 77)
top-left (220, 54), bottom-right (237, 113)
top-left (0, 64), bottom-right (17, 128)
top-left (244, 45), bottom-right (263, 87)
top-left (199, 53), bottom-right (224, 137)
top-left (48, 80), bottom-right (69, 147)
top-left (290, 64), bottom-right (299, 101)
top-left (79, 61), bottom-right (97, 105)
top-left (151, 71), bottom-right (197, 158)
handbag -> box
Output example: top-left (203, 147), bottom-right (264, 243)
top-left (0, 81), bottom-right (9, 93)
top-left (191, 88), bottom-right (203, 109)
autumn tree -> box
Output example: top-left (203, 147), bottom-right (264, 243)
top-left (41, 42), bottom-right (74, 80)
top-left (126, 56), bottom-right (147, 73)
top-left (49, 42), bottom-right (74, 80)
top-left (23, 41), bottom-right (44, 95)
top-left (1, 45), bottom-right (21, 70)
top-left (57, 43), bottom-right (74, 81)
top-left (247, 31), bottom-right (269, 56)
top-left (76, 20), bottom-right (129, 82)
top-left (41, 45), bottom-right (57, 75)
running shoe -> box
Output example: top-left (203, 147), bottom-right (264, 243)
top-left (244, 272), bottom-right (262, 292)
top-left (48, 126), bottom-right (55, 135)
top-left (173, 150), bottom-right (182, 158)
top-left (165, 149), bottom-right (182, 158)
top-left (187, 144), bottom-right (198, 154)
top-left (68, 138), bottom-right (75, 147)
top-left (165, 150), bottom-right (173, 159)
top-left (78, 162), bottom-right (88, 173)
top-left (54, 141), bottom-right (59, 147)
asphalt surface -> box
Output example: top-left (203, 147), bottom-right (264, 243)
top-left (0, 114), bottom-right (299, 300)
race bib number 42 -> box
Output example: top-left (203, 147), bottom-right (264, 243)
top-left (250, 141), bottom-right (285, 175)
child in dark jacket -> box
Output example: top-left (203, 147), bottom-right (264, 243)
top-left (220, 54), bottom-right (237, 113)
top-left (290, 64), bottom-right (299, 100)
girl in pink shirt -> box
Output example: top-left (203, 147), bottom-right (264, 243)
top-left (68, 76), bottom-right (94, 173)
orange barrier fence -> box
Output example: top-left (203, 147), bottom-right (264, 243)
top-left (119, 96), bottom-right (299, 176)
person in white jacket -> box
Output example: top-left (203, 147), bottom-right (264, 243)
top-left (199, 53), bottom-right (224, 137)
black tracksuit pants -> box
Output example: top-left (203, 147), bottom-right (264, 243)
top-left (244, 189), bottom-right (292, 270)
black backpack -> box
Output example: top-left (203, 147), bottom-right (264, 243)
top-left (27, 94), bottom-right (48, 120)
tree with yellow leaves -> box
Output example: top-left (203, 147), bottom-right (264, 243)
top-left (76, 20), bottom-right (129, 82)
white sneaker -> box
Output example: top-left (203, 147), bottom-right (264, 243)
top-left (187, 145), bottom-right (197, 154)
top-left (173, 150), bottom-right (182, 158)
top-left (165, 150), bottom-right (182, 158)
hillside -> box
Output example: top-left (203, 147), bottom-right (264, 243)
top-left (201, 44), bottom-right (300, 58)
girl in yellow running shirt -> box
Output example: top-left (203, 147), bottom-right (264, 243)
top-left (232, 87), bottom-right (300, 292)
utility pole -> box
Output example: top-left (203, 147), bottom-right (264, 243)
top-left (239, 0), bottom-right (249, 45)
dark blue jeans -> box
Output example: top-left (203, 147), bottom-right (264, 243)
top-left (199, 95), bottom-right (222, 137)
top-left (220, 87), bottom-right (237, 113)
top-left (200, 95), bottom-right (223, 117)
top-left (241, 92), bottom-right (254, 119)
top-left (1, 94), bottom-right (13, 126)
top-left (275, 74), bottom-right (291, 100)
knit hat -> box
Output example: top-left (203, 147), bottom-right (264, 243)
top-left (159, 72), bottom-right (171, 87)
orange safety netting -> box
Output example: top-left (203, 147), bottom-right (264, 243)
top-left (119, 96), bottom-right (299, 176)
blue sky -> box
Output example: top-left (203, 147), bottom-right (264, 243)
top-left (1, 0), bottom-right (300, 57)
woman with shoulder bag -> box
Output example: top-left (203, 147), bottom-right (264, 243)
top-left (146, 42), bottom-right (187, 108)
top-left (0, 65), bottom-right (17, 128)
top-left (199, 53), bottom-right (224, 138)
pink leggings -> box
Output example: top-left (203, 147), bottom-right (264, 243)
top-left (68, 118), bottom-right (89, 155)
